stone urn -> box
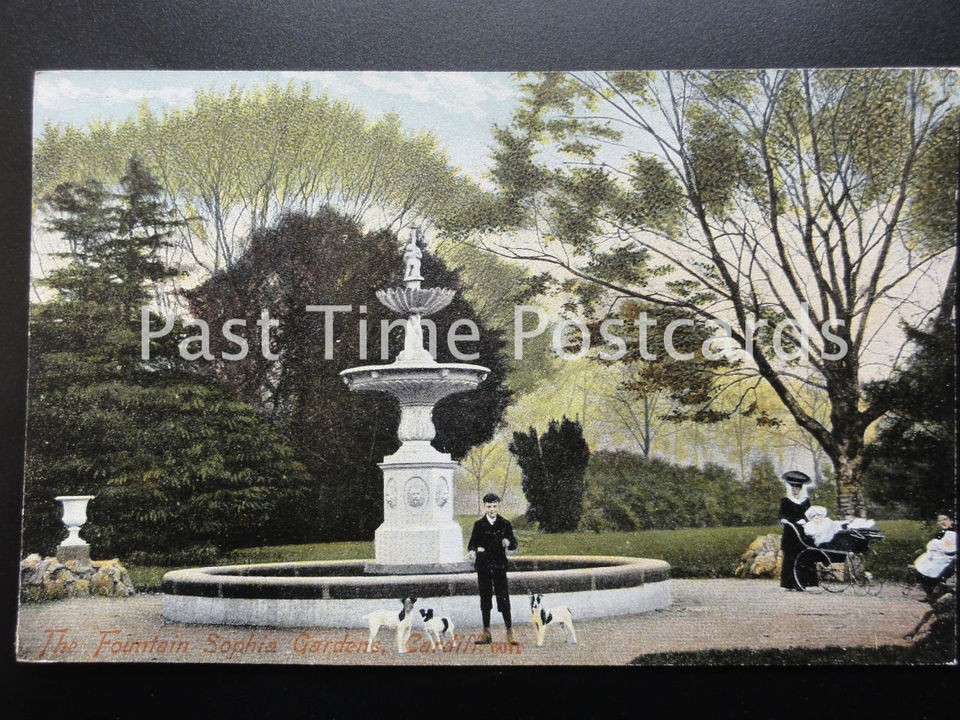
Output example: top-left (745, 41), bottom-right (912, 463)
top-left (55, 495), bottom-right (95, 563)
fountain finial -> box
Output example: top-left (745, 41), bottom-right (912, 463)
top-left (402, 228), bottom-right (424, 289)
top-left (376, 228), bottom-right (456, 364)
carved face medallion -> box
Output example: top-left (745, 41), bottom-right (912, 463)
top-left (406, 477), bottom-right (427, 507)
top-left (435, 478), bottom-right (449, 507)
top-left (385, 478), bottom-right (398, 508)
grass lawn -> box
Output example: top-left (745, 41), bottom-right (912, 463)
top-left (127, 517), bottom-right (931, 591)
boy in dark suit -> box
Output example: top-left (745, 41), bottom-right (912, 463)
top-left (467, 493), bottom-right (519, 645)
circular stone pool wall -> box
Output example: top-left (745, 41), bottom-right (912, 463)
top-left (161, 556), bottom-right (671, 627)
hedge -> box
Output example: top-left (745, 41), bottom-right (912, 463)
top-left (124, 519), bottom-right (935, 590)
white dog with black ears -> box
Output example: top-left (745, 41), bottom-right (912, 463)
top-left (530, 593), bottom-right (577, 647)
top-left (362, 597), bottom-right (417, 653)
top-left (419, 608), bottom-right (455, 649)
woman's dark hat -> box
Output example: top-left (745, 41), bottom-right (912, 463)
top-left (781, 470), bottom-right (812, 486)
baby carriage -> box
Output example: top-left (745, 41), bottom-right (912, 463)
top-left (782, 520), bottom-right (885, 594)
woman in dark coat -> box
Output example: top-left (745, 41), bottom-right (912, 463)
top-left (779, 470), bottom-right (815, 590)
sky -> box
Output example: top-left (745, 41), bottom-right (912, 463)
top-left (33, 70), bottom-right (520, 183)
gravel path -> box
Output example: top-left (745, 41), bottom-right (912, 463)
top-left (16, 579), bottom-right (934, 666)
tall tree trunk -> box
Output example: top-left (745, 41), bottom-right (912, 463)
top-left (834, 453), bottom-right (867, 518)
top-left (825, 359), bottom-right (871, 517)
top-left (936, 253), bottom-right (957, 327)
top-left (642, 395), bottom-right (652, 459)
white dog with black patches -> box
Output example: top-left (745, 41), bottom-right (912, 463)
top-left (419, 608), bottom-right (455, 649)
top-left (530, 593), bottom-right (577, 647)
top-left (362, 597), bottom-right (417, 653)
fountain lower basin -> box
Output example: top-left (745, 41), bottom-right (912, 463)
top-left (161, 556), bottom-right (671, 627)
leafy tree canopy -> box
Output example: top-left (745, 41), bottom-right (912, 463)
top-left (482, 69), bottom-right (958, 516)
top-left (34, 82), bottom-right (485, 274)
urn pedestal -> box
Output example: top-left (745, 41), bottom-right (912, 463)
top-left (341, 366), bottom-right (488, 575)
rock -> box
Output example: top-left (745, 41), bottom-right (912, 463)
top-left (50, 563), bottom-right (73, 581)
top-left (40, 575), bottom-right (68, 601)
top-left (20, 555), bottom-right (136, 602)
top-left (22, 556), bottom-right (59, 587)
top-left (734, 533), bottom-right (783, 579)
top-left (64, 559), bottom-right (96, 577)
top-left (21, 559), bottom-right (49, 587)
top-left (66, 578), bottom-right (90, 598)
top-left (90, 559), bottom-right (135, 597)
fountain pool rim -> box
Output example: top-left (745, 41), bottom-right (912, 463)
top-left (161, 556), bottom-right (671, 626)
top-left (163, 555), bottom-right (669, 599)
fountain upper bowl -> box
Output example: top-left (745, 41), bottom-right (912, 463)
top-left (340, 362), bottom-right (489, 403)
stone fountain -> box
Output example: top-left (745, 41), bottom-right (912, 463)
top-left (340, 230), bottom-right (487, 573)
top-left (162, 230), bottom-right (671, 629)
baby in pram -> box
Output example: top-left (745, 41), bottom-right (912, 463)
top-left (802, 505), bottom-right (877, 552)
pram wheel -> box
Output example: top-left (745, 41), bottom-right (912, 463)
top-left (850, 550), bottom-right (883, 596)
top-left (794, 548), bottom-right (841, 592)
top-left (816, 552), bottom-right (848, 593)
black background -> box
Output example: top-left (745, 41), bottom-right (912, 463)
top-left (2, 1), bottom-right (958, 715)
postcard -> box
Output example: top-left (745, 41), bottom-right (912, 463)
top-left (16, 69), bottom-right (957, 666)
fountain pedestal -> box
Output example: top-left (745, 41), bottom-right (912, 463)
top-left (370, 442), bottom-right (465, 572)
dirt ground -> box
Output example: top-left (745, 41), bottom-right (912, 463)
top-left (16, 579), bottom-right (940, 666)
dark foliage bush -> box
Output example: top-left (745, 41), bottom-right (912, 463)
top-left (186, 210), bottom-right (512, 542)
top-left (510, 417), bottom-right (590, 532)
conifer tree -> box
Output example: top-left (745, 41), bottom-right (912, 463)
top-left (863, 318), bottom-right (956, 518)
top-left (510, 417), bottom-right (590, 532)
top-left (24, 158), bottom-right (310, 562)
